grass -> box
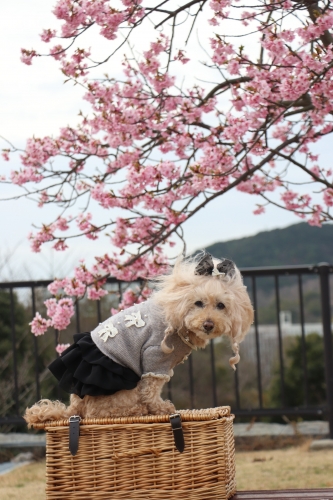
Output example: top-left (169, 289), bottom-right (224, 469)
top-left (1, 443), bottom-right (333, 498)
top-left (0, 461), bottom-right (45, 500)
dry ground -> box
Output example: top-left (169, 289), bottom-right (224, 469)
top-left (0, 461), bottom-right (45, 500)
top-left (1, 444), bottom-right (333, 499)
top-left (236, 442), bottom-right (333, 490)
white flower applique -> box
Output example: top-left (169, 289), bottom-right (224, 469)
top-left (98, 321), bottom-right (119, 342)
top-left (124, 311), bottom-right (146, 328)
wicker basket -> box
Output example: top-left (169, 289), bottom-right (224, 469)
top-left (33, 406), bottom-right (236, 500)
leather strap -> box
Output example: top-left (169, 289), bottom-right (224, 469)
top-left (69, 415), bottom-right (81, 456)
top-left (170, 413), bottom-right (185, 453)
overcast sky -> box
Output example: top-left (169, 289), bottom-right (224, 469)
top-left (0, 1), bottom-right (328, 280)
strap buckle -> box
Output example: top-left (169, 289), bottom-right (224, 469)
top-left (169, 413), bottom-right (182, 430)
top-left (69, 415), bottom-right (82, 423)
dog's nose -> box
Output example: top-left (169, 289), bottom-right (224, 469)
top-left (203, 320), bottom-right (214, 332)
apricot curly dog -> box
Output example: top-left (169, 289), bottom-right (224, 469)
top-left (24, 253), bottom-right (253, 425)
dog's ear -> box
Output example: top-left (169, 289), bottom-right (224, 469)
top-left (227, 292), bottom-right (253, 370)
top-left (194, 253), bottom-right (214, 276)
top-left (216, 259), bottom-right (235, 277)
top-left (229, 289), bottom-right (254, 344)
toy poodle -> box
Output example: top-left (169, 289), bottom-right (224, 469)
top-left (24, 253), bottom-right (253, 425)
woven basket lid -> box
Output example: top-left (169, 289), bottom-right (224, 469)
top-left (30, 406), bottom-right (232, 429)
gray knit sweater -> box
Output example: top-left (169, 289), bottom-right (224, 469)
top-left (91, 299), bottom-right (192, 379)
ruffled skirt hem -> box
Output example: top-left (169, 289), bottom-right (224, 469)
top-left (48, 332), bottom-right (140, 399)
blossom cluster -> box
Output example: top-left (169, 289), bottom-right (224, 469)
top-left (4, 0), bottom-right (333, 338)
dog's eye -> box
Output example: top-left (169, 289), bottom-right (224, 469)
top-left (217, 302), bottom-right (225, 310)
top-left (194, 301), bottom-right (204, 308)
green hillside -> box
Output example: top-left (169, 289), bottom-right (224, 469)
top-left (204, 222), bottom-right (333, 267)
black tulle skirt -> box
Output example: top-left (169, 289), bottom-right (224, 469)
top-left (48, 332), bottom-right (140, 399)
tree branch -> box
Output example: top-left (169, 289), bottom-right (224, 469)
top-left (202, 77), bottom-right (252, 104)
top-left (154, 0), bottom-right (207, 29)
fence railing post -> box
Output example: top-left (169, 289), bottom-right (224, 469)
top-left (318, 263), bottom-right (333, 439)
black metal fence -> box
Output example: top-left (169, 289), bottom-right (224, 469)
top-left (1, 263), bottom-right (333, 438)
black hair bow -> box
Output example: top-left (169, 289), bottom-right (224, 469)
top-left (194, 253), bottom-right (235, 277)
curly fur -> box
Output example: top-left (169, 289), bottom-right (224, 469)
top-left (24, 254), bottom-right (253, 425)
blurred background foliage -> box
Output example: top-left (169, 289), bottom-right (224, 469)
top-left (269, 333), bottom-right (326, 409)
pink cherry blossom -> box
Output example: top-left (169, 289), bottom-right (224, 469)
top-left (87, 286), bottom-right (109, 300)
top-left (20, 49), bottom-right (37, 65)
top-left (29, 313), bottom-right (52, 336)
top-left (2, 150), bottom-right (10, 161)
top-left (323, 189), bottom-right (333, 207)
top-left (55, 343), bottom-right (71, 355)
top-left (48, 279), bottom-right (66, 295)
top-left (40, 29), bottom-right (56, 42)
top-left (53, 240), bottom-right (68, 251)
top-left (44, 297), bottom-right (74, 330)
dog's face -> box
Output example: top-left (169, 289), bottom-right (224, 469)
top-left (183, 288), bottom-right (233, 341)
top-left (182, 279), bottom-right (252, 344)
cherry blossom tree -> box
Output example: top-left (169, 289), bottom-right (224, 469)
top-left (2, 0), bottom-right (333, 343)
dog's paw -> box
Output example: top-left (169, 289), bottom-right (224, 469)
top-left (148, 399), bottom-right (176, 415)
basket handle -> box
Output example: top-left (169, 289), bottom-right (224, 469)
top-left (170, 413), bottom-right (185, 453)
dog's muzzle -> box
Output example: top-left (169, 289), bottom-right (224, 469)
top-left (203, 320), bottom-right (214, 333)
